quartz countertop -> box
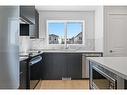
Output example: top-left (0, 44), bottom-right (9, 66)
top-left (31, 49), bottom-right (103, 53)
top-left (19, 50), bottom-right (103, 61)
top-left (19, 56), bottom-right (29, 61)
top-left (19, 51), bottom-right (43, 61)
top-left (87, 57), bottom-right (127, 80)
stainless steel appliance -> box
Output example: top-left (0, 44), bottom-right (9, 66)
top-left (0, 6), bottom-right (19, 89)
top-left (29, 55), bottom-right (42, 89)
top-left (82, 53), bottom-right (103, 78)
top-left (89, 62), bottom-right (118, 89)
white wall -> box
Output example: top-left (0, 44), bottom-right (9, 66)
top-left (94, 6), bottom-right (103, 52)
top-left (19, 36), bottom-right (31, 53)
top-left (39, 11), bottom-right (94, 50)
top-left (32, 6), bottom-right (103, 51)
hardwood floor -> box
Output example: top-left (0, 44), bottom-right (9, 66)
top-left (35, 80), bottom-right (89, 89)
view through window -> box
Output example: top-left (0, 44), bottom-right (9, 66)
top-left (47, 20), bottom-right (84, 45)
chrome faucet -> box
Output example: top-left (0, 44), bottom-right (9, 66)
top-left (65, 43), bottom-right (69, 49)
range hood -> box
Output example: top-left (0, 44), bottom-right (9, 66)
top-left (20, 16), bottom-right (33, 24)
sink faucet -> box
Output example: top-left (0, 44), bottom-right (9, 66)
top-left (65, 43), bottom-right (69, 49)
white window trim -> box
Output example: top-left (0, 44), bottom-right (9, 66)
top-left (46, 20), bottom-right (85, 46)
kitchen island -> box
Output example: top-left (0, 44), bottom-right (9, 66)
top-left (87, 57), bottom-right (127, 89)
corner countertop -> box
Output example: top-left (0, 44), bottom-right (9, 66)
top-left (87, 57), bottom-right (127, 80)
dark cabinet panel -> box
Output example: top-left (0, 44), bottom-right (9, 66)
top-left (20, 6), bottom-right (35, 24)
top-left (20, 24), bottom-right (29, 36)
top-left (66, 53), bottom-right (82, 79)
top-left (19, 59), bottom-right (27, 89)
top-left (30, 60), bottom-right (42, 80)
top-left (20, 73), bottom-right (27, 89)
top-left (43, 53), bottom-right (65, 80)
top-left (34, 10), bottom-right (39, 38)
top-left (29, 10), bottom-right (39, 38)
top-left (124, 80), bottom-right (127, 89)
top-left (43, 53), bottom-right (82, 80)
top-left (20, 6), bottom-right (39, 38)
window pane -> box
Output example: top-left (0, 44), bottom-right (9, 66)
top-left (48, 23), bottom-right (65, 44)
top-left (67, 22), bottom-right (83, 44)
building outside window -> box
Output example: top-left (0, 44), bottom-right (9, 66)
top-left (47, 20), bottom-right (85, 45)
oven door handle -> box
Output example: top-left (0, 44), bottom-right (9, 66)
top-left (93, 66), bottom-right (116, 83)
top-left (30, 56), bottom-right (42, 66)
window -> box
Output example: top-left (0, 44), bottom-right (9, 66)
top-left (67, 22), bottom-right (83, 44)
top-left (48, 22), bottom-right (65, 44)
top-left (47, 20), bottom-right (84, 45)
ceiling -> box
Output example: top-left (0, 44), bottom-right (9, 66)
top-left (35, 6), bottom-right (101, 11)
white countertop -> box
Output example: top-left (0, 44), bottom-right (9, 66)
top-left (87, 57), bottom-right (127, 80)
top-left (34, 49), bottom-right (103, 53)
top-left (19, 52), bottom-right (42, 61)
top-left (19, 50), bottom-right (102, 61)
top-left (20, 57), bottom-right (29, 61)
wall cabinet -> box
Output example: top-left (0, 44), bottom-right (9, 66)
top-left (20, 6), bottom-right (35, 24)
top-left (20, 24), bottom-right (29, 36)
top-left (29, 10), bottom-right (39, 38)
top-left (43, 53), bottom-right (82, 80)
top-left (20, 6), bottom-right (39, 38)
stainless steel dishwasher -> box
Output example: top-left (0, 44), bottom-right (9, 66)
top-left (29, 55), bottom-right (42, 89)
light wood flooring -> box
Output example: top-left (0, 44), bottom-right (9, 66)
top-left (35, 80), bottom-right (89, 89)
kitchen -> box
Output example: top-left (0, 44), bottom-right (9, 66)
top-left (0, 6), bottom-right (127, 90)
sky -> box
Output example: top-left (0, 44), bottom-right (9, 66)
top-left (48, 22), bottom-right (82, 38)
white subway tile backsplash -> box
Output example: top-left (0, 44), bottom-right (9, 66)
top-left (19, 36), bottom-right (31, 52)
top-left (30, 38), bottom-right (95, 51)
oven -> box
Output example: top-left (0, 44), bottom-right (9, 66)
top-left (90, 63), bottom-right (117, 89)
top-left (29, 55), bottom-right (42, 89)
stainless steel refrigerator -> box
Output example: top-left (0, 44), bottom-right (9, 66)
top-left (0, 6), bottom-right (19, 89)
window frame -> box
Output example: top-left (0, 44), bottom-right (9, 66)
top-left (46, 20), bottom-right (85, 46)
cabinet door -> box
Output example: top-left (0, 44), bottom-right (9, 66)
top-left (20, 6), bottom-right (35, 24)
top-left (35, 10), bottom-right (39, 38)
top-left (43, 53), bottom-right (82, 80)
top-left (20, 6), bottom-right (39, 38)
top-left (43, 53), bottom-right (65, 80)
top-left (43, 53), bottom-right (54, 79)
top-left (20, 24), bottom-right (29, 36)
top-left (19, 60), bottom-right (27, 89)
top-left (52, 53), bottom-right (66, 79)
top-left (30, 10), bottom-right (39, 38)
top-left (19, 73), bottom-right (27, 89)
top-left (66, 53), bottom-right (82, 79)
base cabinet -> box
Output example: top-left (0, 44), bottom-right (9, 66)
top-left (19, 59), bottom-right (28, 89)
top-left (43, 53), bottom-right (66, 80)
top-left (43, 53), bottom-right (82, 80)
top-left (66, 53), bottom-right (82, 79)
